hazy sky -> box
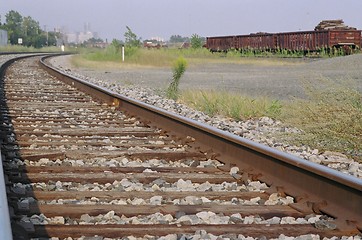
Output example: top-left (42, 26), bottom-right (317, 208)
top-left (1, 0), bottom-right (361, 41)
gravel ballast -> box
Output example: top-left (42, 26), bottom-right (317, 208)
top-left (1, 54), bottom-right (361, 240)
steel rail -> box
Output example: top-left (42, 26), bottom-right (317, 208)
top-left (0, 53), bottom-right (62, 240)
top-left (0, 55), bottom-right (20, 240)
top-left (39, 54), bottom-right (362, 233)
top-left (0, 150), bottom-right (12, 240)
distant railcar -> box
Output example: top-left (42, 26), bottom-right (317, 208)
top-left (206, 36), bottom-right (236, 52)
top-left (206, 29), bottom-right (362, 54)
top-left (276, 30), bottom-right (361, 51)
top-left (235, 33), bottom-right (275, 51)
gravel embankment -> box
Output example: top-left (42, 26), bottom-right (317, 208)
top-left (48, 55), bottom-right (362, 179)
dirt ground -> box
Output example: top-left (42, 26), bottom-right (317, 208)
top-left (53, 54), bottom-right (362, 101)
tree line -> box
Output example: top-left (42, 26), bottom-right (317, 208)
top-left (0, 10), bottom-right (59, 48)
top-left (0, 10), bottom-right (204, 49)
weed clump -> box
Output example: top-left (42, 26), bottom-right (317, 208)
top-left (166, 57), bottom-right (187, 100)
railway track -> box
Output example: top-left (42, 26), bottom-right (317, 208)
top-left (0, 55), bottom-right (361, 239)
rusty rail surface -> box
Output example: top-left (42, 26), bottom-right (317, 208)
top-left (0, 54), bottom-right (360, 239)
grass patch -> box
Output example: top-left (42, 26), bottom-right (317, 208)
top-left (76, 47), bottom-right (216, 68)
top-left (0, 45), bottom-right (61, 52)
top-left (179, 76), bottom-right (361, 160)
top-left (83, 45), bottom-right (123, 62)
top-left (280, 77), bottom-right (362, 159)
top-left (180, 90), bottom-right (282, 120)
top-left (73, 47), bottom-right (303, 69)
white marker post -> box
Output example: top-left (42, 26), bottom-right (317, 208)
top-left (122, 46), bottom-right (125, 62)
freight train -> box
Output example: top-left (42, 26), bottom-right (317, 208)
top-left (206, 23), bottom-right (361, 55)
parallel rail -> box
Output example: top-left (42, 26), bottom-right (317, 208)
top-left (0, 54), bottom-right (360, 239)
top-left (0, 53), bottom-right (46, 240)
top-left (0, 150), bottom-right (12, 240)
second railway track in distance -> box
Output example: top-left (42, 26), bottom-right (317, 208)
top-left (0, 55), bottom-right (361, 239)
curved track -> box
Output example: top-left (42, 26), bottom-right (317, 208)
top-left (0, 54), bottom-right (361, 239)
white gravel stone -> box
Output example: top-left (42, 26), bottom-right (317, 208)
top-left (177, 215), bottom-right (193, 225)
top-left (281, 196), bottom-right (294, 205)
top-left (267, 216), bottom-right (281, 224)
top-left (197, 181), bottom-right (213, 191)
top-left (176, 179), bottom-right (194, 191)
top-left (244, 197), bottom-right (261, 205)
top-left (159, 234), bottom-right (178, 240)
top-left (50, 216), bottom-right (65, 225)
top-left (149, 196), bottom-right (162, 205)
top-left (280, 216), bottom-right (297, 224)
top-left (55, 181), bottom-right (62, 189)
top-left (243, 216), bottom-right (255, 224)
top-left (230, 166), bottom-right (240, 175)
top-left (265, 193), bottom-right (279, 205)
top-left (80, 214), bottom-right (92, 223)
top-left (307, 215), bottom-right (322, 224)
top-left (196, 211), bottom-right (214, 222)
top-left (131, 198), bottom-right (145, 205)
top-left (200, 197), bottom-right (212, 203)
top-left (143, 168), bottom-right (158, 173)
top-left (278, 234), bottom-right (297, 240)
top-left (103, 211), bottom-right (115, 220)
top-left (247, 181), bottom-right (268, 191)
top-left (38, 158), bottom-right (50, 165)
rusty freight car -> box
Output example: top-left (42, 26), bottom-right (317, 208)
top-left (235, 33), bottom-right (275, 51)
top-left (276, 29), bottom-right (361, 52)
top-left (206, 35), bottom-right (237, 52)
top-left (206, 20), bottom-right (361, 55)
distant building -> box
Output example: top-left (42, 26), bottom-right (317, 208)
top-left (78, 31), bottom-right (97, 43)
top-left (65, 30), bottom-right (98, 44)
top-left (66, 33), bottom-right (78, 43)
top-left (65, 23), bottom-right (98, 44)
top-left (143, 36), bottom-right (167, 49)
top-left (150, 36), bottom-right (164, 42)
top-left (0, 30), bottom-right (8, 46)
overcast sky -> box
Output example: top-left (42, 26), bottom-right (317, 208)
top-left (1, 0), bottom-right (361, 41)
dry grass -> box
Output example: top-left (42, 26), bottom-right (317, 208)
top-left (73, 48), bottom-right (303, 69)
top-left (180, 90), bottom-right (282, 120)
top-left (179, 77), bottom-right (361, 160)
top-left (279, 77), bottom-right (362, 159)
top-left (70, 55), bottom-right (128, 69)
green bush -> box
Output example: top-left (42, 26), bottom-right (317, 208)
top-left (190, 34), bottom-right (203, 49)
